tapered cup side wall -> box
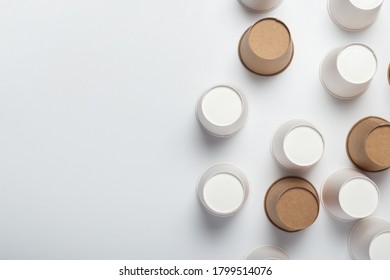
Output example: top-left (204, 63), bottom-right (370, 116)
top-left (328, 0), bottom-right (383, 31)
top-left (348, 217), bottom-right (390, 259)
top-left (320, 44), bottom-right (377, 99)
top-left (321, 168), bottom-right (379, 221)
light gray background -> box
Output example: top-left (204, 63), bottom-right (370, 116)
top-left (0, 0), bottom-right (390, 260)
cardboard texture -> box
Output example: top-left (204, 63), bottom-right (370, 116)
top-left (347, 116), bottom-right (390, 172)
top-left (238, 18), bottom-right (294, 76)
top-left (264, 177), bottom-right (319, 232)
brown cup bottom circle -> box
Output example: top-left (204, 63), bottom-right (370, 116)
top-left (237, 26), bottom-right (294, 76)
top-left (264, 177), bottom-right (319, 232)
top-left (346, 116), bottom-right (390, 172)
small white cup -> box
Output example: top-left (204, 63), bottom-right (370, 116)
top-left (348, 217), bottom-right (390, 259)
top-left (245, 245), bottom-right (290, 260)
top-left (196, 85), bottom-right (249, 138)
top-left (197, 163), bottom-right (250, 217)
top-left (321, 168), bottom-right (379, 222)
top-left (328, 0), bottom-right (383, 31)
top-left (271, 119), bottom-right (325, 172)
top-left (238, 0), bottom-right (284, 12)
top-left (320, 43), bottom-right (377, 99)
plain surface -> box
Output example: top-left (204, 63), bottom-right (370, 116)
top-left (0, 0), bottom-right (390, 260)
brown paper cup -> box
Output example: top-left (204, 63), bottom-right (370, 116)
top-left (346, 116), bottom-right (390, 172)
top-left (264, 177), bottom-right (319, 232)
top-left (238, 18), bottom-right (294, 76)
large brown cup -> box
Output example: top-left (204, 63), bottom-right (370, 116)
top-left (238, 18), bottom-right (294, 76)
top-left (264, 177), bottom-right (319, 232)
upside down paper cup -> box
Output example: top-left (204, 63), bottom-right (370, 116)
top-left (196, 85), bottom-right (249, 138)
top-left (348, 217), bottom-right (390, 259)
top-left (328, 0), bottom-right (383, 31)
top-left (238, 0), bottom-right (284, 12)
top-left (346, 116), bottom-right (390, 172)
top-left (320, 43), bottom-right (377, 99)
top-left (321, 168), bottom-right (379, 221)
top-left (197, 163), bottom-right (250, 217)
top-left (264, 177), bottom-right (320, 232)
top-left (238, 18), bottom-right (294, 76)
top-left (271, 119), bottom-right (325, 172)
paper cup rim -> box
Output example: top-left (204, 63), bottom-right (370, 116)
top-left (196, 162), bottom-right (250, 217)
top-left (195, 84), bottom-right (249, 138)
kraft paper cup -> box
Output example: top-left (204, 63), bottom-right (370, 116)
top-left (348, 217), bottom-right (390, 259)
top-left (264, 177), bottom-right (320, 232)
top-left (245, 245), bottom-right (290, 260)
top-left (320, 43), bottom-right (377, 99)
top-left (238, 0), bottom-right (284, 12)
top-left (238, 18), bottom-right (294, 76)
top-left (346, 116), bottom-right (390, 172)
top-left (271, 119), bottom-right (325, 172)
top-left (197, 163), bottom-right (250, 217)
top-left (321, 168), bottom-right (379, 222)
top-left (328, 0), bottom-right (383, 32)
top-left (196, 85), bottom-right (249, 138)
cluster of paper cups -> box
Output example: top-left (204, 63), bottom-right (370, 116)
top-left (195, 0), bottom-right (390, 260)
top-left (320, 0), bottom-right (384, 99)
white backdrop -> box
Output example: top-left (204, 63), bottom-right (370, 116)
top-left (0, 0), bottom-right (390, 259)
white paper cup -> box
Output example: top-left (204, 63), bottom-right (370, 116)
top-left (197, 163), bottom-right (250, 217)
top-left (320, 43), bottom-right (377, 99)
top-left (245, 245), bottom-right (290, 260)
top-left (196, 85), bottom-right (249, 138)
top-left (238, 0), bottom-right (284, 12)
top-left (321, 168), bottom-right (379, 222)
top-left (348, 217), bottom-right (390, 259)
top-left (271, 120), bottom-right (324, 172)
top-left (328, 0), bottom-right (383, 31)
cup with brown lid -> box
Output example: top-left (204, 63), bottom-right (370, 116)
top-left (238, 18), bottom-right (294, 76)
top-left (346, 116), bottom-right (390, 172)
top-left (264, 177), bottom-right (320, 232)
